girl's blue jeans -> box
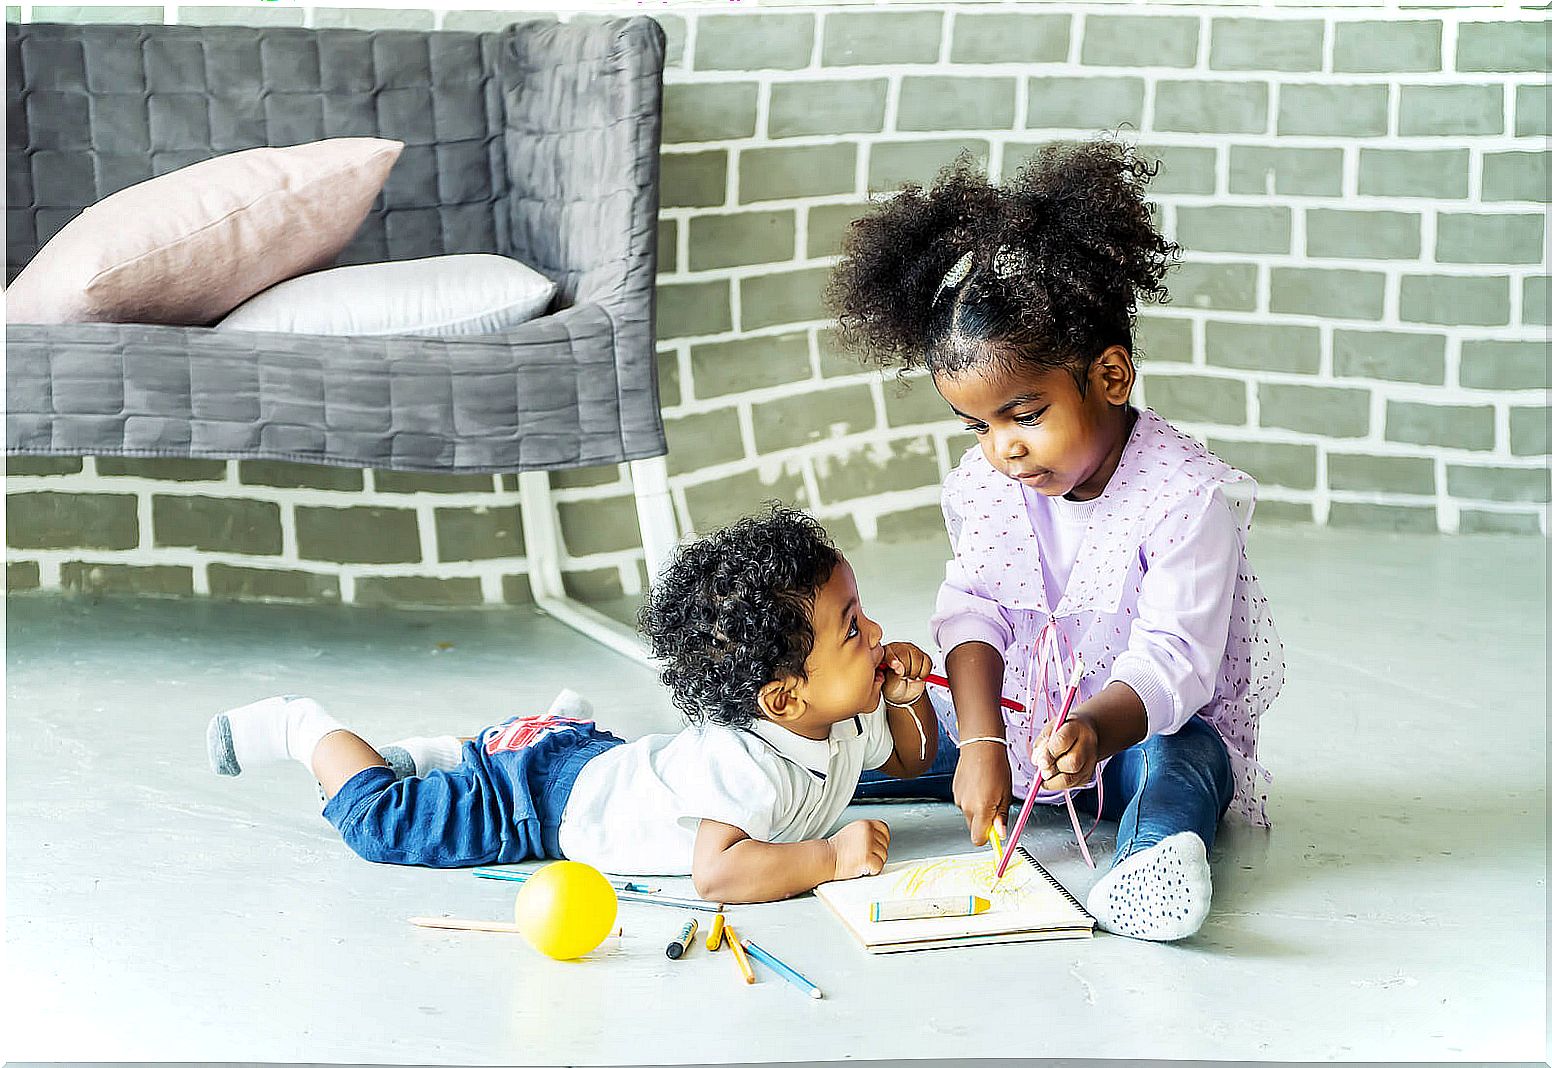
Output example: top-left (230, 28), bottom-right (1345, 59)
top-left (855, 715), bottom-right (1234, 865)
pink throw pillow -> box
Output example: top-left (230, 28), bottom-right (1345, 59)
top-left (6, 137), bottom-right (403, 326)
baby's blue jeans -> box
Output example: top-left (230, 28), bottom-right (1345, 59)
top-left (855, 715), bottom-right (1233, 863)
top-left (322, 719), bottom-right (622, 867)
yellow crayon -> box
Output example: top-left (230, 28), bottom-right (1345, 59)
top-left (705, 913), bottom-right (726, 951)
top-left (869, 895), bottom-right (992, 922)
top-left (988, 824), bottom-right (1004, 865)
top-left (723, 925), bottom-right (757, 984)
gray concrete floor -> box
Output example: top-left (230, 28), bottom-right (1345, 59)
top-left (4, 525), bottom-right (1547, 1063)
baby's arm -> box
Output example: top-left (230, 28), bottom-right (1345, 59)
top-left (691, 818), bottom-right (889, 904)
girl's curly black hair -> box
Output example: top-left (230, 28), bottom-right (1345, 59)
top-left (637, 504), bottom-right (841, 730)
top-left (825, 138), bottom-right (1180, 385)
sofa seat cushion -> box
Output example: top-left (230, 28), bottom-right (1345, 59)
top-left (217, 254), bottom-right (557, 337)
top-left (6, 138), bottom-right (403, 327)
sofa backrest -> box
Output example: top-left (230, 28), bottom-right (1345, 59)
top-left (6, 21), bottom-right (510, 283)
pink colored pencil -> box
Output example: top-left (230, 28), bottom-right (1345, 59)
top-left (923, 673), bottom-right (1026, 714)
top-left (994, 657), bottom-right (1086, 879)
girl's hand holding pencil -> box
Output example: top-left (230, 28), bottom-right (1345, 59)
top-left (1031, 713), bottom-right (1101, 793)
top-left (954, 745), bottom-right (1012, 848)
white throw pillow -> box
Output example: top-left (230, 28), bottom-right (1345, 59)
top-left (217, 254), bottom-right (557, 336)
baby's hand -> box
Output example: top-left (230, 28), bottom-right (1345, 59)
top-left (1033, 715), bottom-right (1099, 792)
top-left (827, 818), bottom-right (891, 880)
top-left (880, 641), bottom-right (932, 707)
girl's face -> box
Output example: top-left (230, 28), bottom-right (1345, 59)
top-left (934, 347), bottom-right (1136, 501)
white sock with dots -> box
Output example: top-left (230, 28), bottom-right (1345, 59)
top-left (1085, 831), bottom-right (1212, 942)
top-left (207, 696), bottom-right (346, 776)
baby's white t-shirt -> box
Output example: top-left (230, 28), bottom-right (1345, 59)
top-left (556, 707), bottom-right (897, 875)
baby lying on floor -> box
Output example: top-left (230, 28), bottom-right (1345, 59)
top-left (208, 505), bottom-right (938, 903)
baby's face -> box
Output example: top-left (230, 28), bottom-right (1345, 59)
top-left (787, 559), bottom-right (887, 732)
top-left (935, 355), bottom-right (1130, 501)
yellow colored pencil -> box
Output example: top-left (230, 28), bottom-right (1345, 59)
top-left (988, 823), bottom-right (1004, 867)
top-left (723, 925), bottom-right (757, 984)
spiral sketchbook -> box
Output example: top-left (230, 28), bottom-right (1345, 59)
top-left (814, 846), bottom-right (1094, 953)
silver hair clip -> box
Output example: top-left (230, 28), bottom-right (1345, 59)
top-left (932, 250), bottom-right (974, 304)
top-left (991, 243), bottom-right (1028, 278)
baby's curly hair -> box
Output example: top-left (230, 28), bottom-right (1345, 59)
top-left (637, 504), bottom-right (841, 730)
top-left (826, 138), bottom-right (1180, 384)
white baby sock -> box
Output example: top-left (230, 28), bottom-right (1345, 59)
top-left (546, 687), bottom-right (593, 719)
top-left (378, 735), bottom-right (466, 778)
top-left (207, 695), bottom-right (346, 776)
top-left (376, 690), bottom-right (590, 779)
top-left (1085, 831), bottom-right (1213, 941)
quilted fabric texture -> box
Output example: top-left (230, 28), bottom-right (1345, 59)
top-left (5, 18), bottom-right (667, 472)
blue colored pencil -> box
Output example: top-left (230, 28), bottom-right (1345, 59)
top-left (472, 867), bottom-right (656, 894)
top-left (740, 939), bottom-right (823, 1000)
top-left (471, 867), bottom-right (721, 912)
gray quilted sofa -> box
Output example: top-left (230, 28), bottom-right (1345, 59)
top-left (6, 16), bottom-right (666, 472)
top-left (5, 17), bottom-right (678, 659)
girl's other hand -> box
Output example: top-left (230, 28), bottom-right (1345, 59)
top-left (1033, 715), bottom-right (1099, 792)
top-left (880, 640), bottom-right (931, 706)
top-left (953, 743), bottom-right (1011, 846)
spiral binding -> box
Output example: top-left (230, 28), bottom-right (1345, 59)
top-left (1015, 844), bottom-right (1094, 922)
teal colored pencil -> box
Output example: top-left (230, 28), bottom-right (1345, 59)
top-left (740, 939), bottom-right (823, 1000)
top-left (471, 867), bottom-right (655, 894)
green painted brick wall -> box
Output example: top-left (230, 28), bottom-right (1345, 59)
top-left (6, 4), bottom-right (1546, 610)
top-left (1358, 149), bottom-right (1470, 200)
top-left (822, 11), bottom-right (941, 67)
top-left (1228, 146), bottom-right (1343, 197)
top-left (1175, 206), bottom-right (1291, 255)
top-left (1279, 84), bottom-right (1389, 138)
top-left (897, 76), bottom-right (1017, 132)
top-left (1028, 77), bottom-right (1144, 130)
top-left (769, 80), bottom-right (887, 138)
top-left (1332, 20), bottom-right (1441, 74)
top-left (1210, 19), bottom-right (1322, 73)
top-left (1333, 330), bottom-right (1446, 385)
top-left (1083, 16), bottom-right (1198, 69)
top-left (1306, 210), bottom-right (1422, 261)
top-left (1154, 81), bottom-right (1268, 135)
top-left (1398, 85), bottom-right (1504, 137)
top-left (951, 13), bottom-right (1068, 66)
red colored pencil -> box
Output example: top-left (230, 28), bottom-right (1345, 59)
top-left (994, 657), bottom-right (1086, 879)
top-left (923, 673), bottom-right (1025, 714)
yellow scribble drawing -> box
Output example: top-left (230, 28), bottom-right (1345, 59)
top-left (891, 853), bottom-right (1045, 909)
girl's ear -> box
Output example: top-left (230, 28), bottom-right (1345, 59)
top-left (757, 677), bottom-right (804, 723)
top-left (1091, 345), bottom-right (1136, 406)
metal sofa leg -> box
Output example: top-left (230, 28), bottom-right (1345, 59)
top-left (629, 455), bottom-right (679, 585)
top-left (517, 468), bottom-right (670, 666)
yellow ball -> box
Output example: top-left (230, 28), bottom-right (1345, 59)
top-left (514, 861), bottom-right (618, 960)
